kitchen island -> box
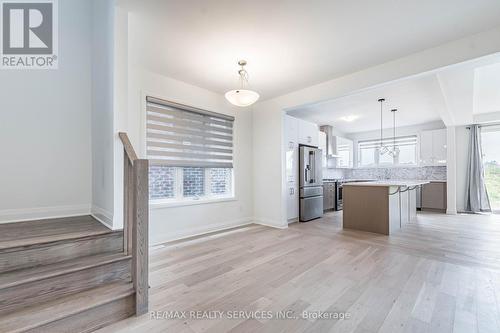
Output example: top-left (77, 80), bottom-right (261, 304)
top-left (342, 180), bottom-right (429, 235)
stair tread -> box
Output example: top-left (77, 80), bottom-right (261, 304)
top-left (0, 215), bottom-right (116, 251)
top-left (0, 252), bottom-right (131, 289)
top-left (0, 282), bottom-right (134, 332)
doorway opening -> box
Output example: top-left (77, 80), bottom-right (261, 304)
top-left (481, 125), bottom-right (500, 213)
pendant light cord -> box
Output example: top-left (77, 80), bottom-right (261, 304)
top-left (393, 110), bottom-right (396, 149)
top-left (390, 109), bottom-right (399, 157)
top-left (238, 63), bottom-right (250, 89)
top-left (380, 99), bottom-right (383, 148)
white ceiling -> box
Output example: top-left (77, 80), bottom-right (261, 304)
top-left (287, 75), bottom-right (446, 133)
top-left (119, 0), bottom-right (500, 100)
top-left (287, 54), bottom-right (500, 133)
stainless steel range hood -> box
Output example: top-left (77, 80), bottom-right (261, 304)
top-left (319, 125), bottom-right (339, 157)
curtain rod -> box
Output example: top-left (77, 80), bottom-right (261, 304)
top-left (466, 122), bottom-right (500, 129)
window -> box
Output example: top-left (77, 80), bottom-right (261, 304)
top-left (149, 166), bottom-right (233, 201)
top-left (481, 125), bottom-right (500, 212)
top-left (337, 140), bottom-right (353, 168)
top-left (358, 136), bottom-right (417, 167)
top-left (149, 165), bottom-right (176, 199)
top-left (146, 97), bottom-right (234, 202)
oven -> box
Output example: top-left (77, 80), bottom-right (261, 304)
top-left (335, 181), bottom-right (343, 211)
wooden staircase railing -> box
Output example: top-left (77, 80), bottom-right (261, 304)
top-left (119, 132), bottom-right (149, 316)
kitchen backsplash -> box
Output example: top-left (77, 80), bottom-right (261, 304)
top-left (323, 168), bottom-right (346, 179)
top-left (323, 166), bottom-right (447, 181)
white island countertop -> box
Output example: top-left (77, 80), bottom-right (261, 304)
top-left (343, 180), bottom-right (430, 187)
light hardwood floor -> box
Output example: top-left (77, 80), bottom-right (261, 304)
top-left (96, 212), bottom-right (500, 333)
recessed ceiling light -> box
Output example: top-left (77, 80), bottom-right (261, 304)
top-left (340, 115), bottom-right (359, 122)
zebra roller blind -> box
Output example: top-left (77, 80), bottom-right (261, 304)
top-left (146, 96), bottom-right (234, 168)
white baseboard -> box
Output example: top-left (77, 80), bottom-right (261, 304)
top-left (0, 204), bottom-right (91, 224)
top-left (91, 205), bottom-right (114, 229)
top-left (254, 217), bottom-right (288, 229)
top-left (150, 217), bottom-right (255, 246)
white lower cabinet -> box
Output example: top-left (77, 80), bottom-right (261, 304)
top-left (287, 182), bottom-right (299, 221)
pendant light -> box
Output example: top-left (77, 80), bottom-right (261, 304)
top-left (225, 60), bottom-right (260, 107)
top-left (378, 98), bottom-right (400, 158)
top-left (378, 98), bottom-right (389, 155)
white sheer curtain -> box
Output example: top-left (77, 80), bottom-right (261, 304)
top-left (465, 125), bottom-right (491, 213)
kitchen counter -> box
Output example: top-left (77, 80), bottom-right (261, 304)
top-left (343, 181), bottom-right (426, 235)
top-left (322, 179), bottom-right (376, 183)
top-left (343, 180), bottom-right (430, 187)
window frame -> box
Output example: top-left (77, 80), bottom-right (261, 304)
top-left (357, 135), bottom-right (418, 168)
top-left (143, 94), bottom-right (236, 208)
top-left (150, 167), bottom-right (236, 208)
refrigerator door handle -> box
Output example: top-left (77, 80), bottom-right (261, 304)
top-left (309, 151), bottom-right (315, 183)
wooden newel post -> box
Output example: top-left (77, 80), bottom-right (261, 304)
top-left (133, 159), bottom-right (149, 315)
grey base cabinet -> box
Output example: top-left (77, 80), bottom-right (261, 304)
top-left (323, 183), bottom-right (335, 211)
top-left (421, 182), bottom-right (447, 212)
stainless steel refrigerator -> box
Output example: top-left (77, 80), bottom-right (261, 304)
top-left (299, 146), bottom-right (323, 221)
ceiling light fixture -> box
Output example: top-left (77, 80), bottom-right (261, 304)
top-left (225, 60), bottom-right (260, 107)
top-left (378, 98), bottom-right (400, 158)
top-left (340, 115), bottom-right (359, 122)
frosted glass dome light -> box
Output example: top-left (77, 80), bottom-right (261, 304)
top-left (225, 89), bottom-right (260, 107)
top-left (225, 60), bottom-right (259, 107)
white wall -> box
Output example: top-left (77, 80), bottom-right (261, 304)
top-left (253, 101), bottom-right (287, 228)
top-left (455, 125), bottom-right (470, 212)
top-left (0, 0), bottom-right (93, 223)
top-left (111, 5), bottom-right (129, 230)
top-left (122, 12), bottom-right (254, 244)
top-left (124, 69), bottom-right (253, 244)
top-left (91, 0), bottom-right (115, 227)
top-left (446, 126), bottom-right (457, 214)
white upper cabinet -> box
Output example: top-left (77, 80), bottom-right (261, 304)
top-left (432, 129), bottom-right (447, 165)
top-left (336, 136), bottom-right (354, 168)
top-left (298, 119), bottom-right (319, 147)
top-left (420, 130), bottom-right (434, 165)
top-left (420, 129), bottom-right (447, 166)
top-left (284, 115), bottom-right (299, 183)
